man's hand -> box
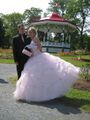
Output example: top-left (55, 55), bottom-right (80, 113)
top-left (15, 62), bottom-right (19, 65)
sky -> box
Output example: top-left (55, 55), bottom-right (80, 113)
top-left (0, 0), bottom-right (89, 34)
top-left (0, 0), bottom-right (50, 14)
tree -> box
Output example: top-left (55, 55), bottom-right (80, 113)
top-left (83, 34), bottom-right (90, 51)
top-left (0, 18), bottom-right (5, 47)
top-left (2, 13), bottom-right (23, 48)
top-left (3, 13), bottom-right (23, 36)
top-left (23, 7), bottom-right (42, 28)
top-left (47, 0), bottom-right (68, 16)
top-left (66, 0), bottom-right (90, 49)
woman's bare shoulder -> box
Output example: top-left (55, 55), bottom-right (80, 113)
top-left (34, 37), bottom-right (40, 43)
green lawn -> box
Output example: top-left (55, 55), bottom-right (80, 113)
top-left (0, 54), bottom-right (90, 67)
top-left (55, 54), bottom-right (90, 67)
top-left (0, 59), bottom-right (14, 64)
top-left (63, 88), bottom-right (90, 112)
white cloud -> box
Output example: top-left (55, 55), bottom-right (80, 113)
top-left (0, 0), bottom-right (50, 14)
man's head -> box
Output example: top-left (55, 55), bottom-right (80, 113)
top-left (18, 23), bottom-right (25, 35)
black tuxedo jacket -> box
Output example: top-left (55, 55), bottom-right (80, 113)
top-left (12, 33), bottom-right (31, 65)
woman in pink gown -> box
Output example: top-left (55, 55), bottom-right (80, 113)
top-left (13, 27), bottom-right (80, 102)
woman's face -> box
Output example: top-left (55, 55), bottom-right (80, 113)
top-left (28, 30), bottom-right (35, 39)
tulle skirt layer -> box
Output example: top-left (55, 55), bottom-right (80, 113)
top-left (14, 52), bottom-right (80, 102)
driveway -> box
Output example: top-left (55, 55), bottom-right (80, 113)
top-left (0, 63), bottom-right (90, 120)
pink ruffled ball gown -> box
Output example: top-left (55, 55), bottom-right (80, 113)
top-left (14, 41), bottom-right (80, 102)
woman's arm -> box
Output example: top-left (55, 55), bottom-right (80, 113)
top-left (35, 38), bottom-right (42, 52)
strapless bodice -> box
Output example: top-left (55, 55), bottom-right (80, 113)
top-left (26, 41), bottom-right (41, 56)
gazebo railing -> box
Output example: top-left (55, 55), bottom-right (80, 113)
top-left (41, 41), bottom-right (70, 52)
top-left (41, 41), bottom-right (70, 48)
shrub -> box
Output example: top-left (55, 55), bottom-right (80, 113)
top-left (80, 64), bottom-right (90, 82)
top-left (74, 49), bottom-right (88, 55)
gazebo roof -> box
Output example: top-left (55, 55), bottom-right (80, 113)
top-left (30, 12), bottom-right (77, 33)
top-left (40, 12), bottom-right (65, 22)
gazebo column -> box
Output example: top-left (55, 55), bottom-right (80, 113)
top-left (62, 31), bottom-right (65, 52)
top-left (68, 34), bottom-right (71, 51)
top-left (45, 33), bottom-right (47, 42)
top-left (44, 32), bottom-right (49, 52)
top-left (42, 32), bottom-right (46, 42)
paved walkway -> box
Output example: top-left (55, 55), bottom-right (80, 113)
top-left (0, 63), bottom-right (90, 120)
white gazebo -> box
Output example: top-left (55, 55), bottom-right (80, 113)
top-left (30, 12), bottom-right (77, 53)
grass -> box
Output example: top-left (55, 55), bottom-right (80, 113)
top-left (61, 56), bottom-right (89, 67)
top-left (0, 48), bottom-right (14, 64)
top-left (0, 48), bottom-right (90, 66)
top-left (8, 76), bottom-right (18, 85)
top-left (0, 54), bottom-right (90, 66)
top-left (63, 88), bottom-right (90, 112)
top-left (0, 59), bottom-right (14, 64)
top-left (55, 54), bottom-right (90, 67)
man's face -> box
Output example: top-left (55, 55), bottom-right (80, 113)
top-left (18, 25), bottom-right (25, 35)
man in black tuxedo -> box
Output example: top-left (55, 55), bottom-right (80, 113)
top-left (12, 23), bottom-right (31, 79)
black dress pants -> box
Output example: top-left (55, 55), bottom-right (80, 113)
top-left (16, 64), bottom-right (24, 79)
